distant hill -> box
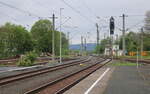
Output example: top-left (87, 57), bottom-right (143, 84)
top-left (69, 43), bottom-right (96, 51)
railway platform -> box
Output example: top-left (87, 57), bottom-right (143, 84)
top-left (64, 62), bottom-right (150, 94)
top-left (103, 65), bottom-right (150, 94)
top-left (64, 66), bottom-right (114, 94)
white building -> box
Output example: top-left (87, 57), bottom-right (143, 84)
top-left (104, 45), bottom-right (123, 56)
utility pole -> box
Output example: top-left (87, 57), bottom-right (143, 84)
top-left (67, 32), bottom-right (70, 56)
top-left (116, 34), bottom-right (118, 41)
top-left (116, 34), bottom-right (119, 57)
top-left (80, 36), bottom-right (84, 56)
top-left (49, 14), bottom-right (58, 62)
top-left (67, 32), bottom-right (70, 50)
top-left (84, 38), bottom-right (87, 51)
top-left (96, 23), bottom-right (100, 55)
top-left (120, 14), bottom-right (128, 56)
top-left (104, 33), bottom-right (106, 39)
top-left (141, 28), bottom-right (144, 60)
top-left (137, 48), bottom-right (139, 68)
top-left (59, 8), bottom-right (64, 63)
top-left (96, 23), bottom-right (99, 46)
top-left (52, 14), bottom-right (56, 62)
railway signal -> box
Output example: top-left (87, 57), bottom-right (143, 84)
top-left (109, 16), bottom-right (115, 35)
top-left (109, 16), bottom-right (115, 59)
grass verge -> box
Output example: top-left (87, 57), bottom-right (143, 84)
top-left (110, 61), bottom-right (139, 66)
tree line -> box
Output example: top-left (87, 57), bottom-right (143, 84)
top-left (0, 19), bottom-right (69, 59)
top-left (96, 31), bottom-right (150, 55)
top-left (96, 11), bottom-right (150, 55)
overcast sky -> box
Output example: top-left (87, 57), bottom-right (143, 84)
top-left (0, 0), bottom-right (149, 44)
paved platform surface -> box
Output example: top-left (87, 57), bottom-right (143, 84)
top-left (64, 62), bottom-right (150, 94)
top-left (103, 66), bottom-right (150, 94)
top-left (64, 66), bottom-right (114, 94)
top-left (138, 64), bottom-right (150, 85)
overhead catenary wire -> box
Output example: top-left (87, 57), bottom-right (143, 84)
top-left (1, 12), bottom-right (20, 24)
top-left (116, 19), bottom-right (145, 32)
top-left (127, 14), bottom-right (145, 17)
top-left (127, 20), bottom-right (144, 31)
top-left (34, 0), bottom-right (60, 16)
top-left (55, 17), bottom-right (71, 30)
top-left (0, 1), bottom-right (41, 18)
top-left (60, 0), bottom-right (95, 24)
top-left (69, 29), bottom-right (96, 43)
top-left (80, 0), bottom-right (97, 19)
top-left (33, 0), bottom-right (74, 31)
top-left (0, 11), bottom-right (32, 29)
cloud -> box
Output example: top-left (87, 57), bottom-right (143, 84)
top-left (0, 0), bottom-right (149, 44)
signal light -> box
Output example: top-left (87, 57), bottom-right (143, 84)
top-left (110, 16), bottom-right (115, 35)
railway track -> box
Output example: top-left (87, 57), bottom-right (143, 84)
top-left (0, 57), bottom-right (111, 94)
top-left (125, 58), bottom-right (150, 64)
top-left (115, 58), bottom-right (150, 64)
top-left (0, 57), bottom-right (90, 86)
top-left (0, 57), bottom-right (80, 66)
top-left (24, 58), bottom-right (111, 94)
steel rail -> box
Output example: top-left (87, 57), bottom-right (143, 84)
top-left (24, 59), bottom-right (111, 94)
top-left (0, 57), bottom-right (91, 86)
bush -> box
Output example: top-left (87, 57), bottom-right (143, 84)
top-left (147, 51), bottom-right (150, 56)
top-left (17, 51), bottom-right (37, 66)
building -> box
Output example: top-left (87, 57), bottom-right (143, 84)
top-left (104, 45), bottom-right (123, 56)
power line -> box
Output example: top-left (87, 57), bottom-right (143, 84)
top-left (116, 20), bottom-right (144, 31)
top-left (34, 0), bottom-right (60, 15)
top-left (127, 20), bottom-right (144, 31)
top-left (80, 0), bottom-right (97, 18)
top-left (60, 0), bottom-right (94, 23)
top-left (55, 17), bottom-right (71, 30)
top-left (0, 11), bottom-right (31, 28)
top-left (0, 1), bottom-right (41, 18)
top-left (127, 14), bottom-right (145, 17)
top-left (1, 12), bottom-right (20, 23)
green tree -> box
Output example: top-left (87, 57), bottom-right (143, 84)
top-left (119, 32), bottom-right (139, 52)
top-left (0, 22), bottom-right (33, 58)
top-left (62, 33), bottom-right (69, 55)
top-left (31, 19), bottom-right (53, 55)
top-left (31, 19), bottom-right (69, 56)
top-left (95, 38), bottom-right (110, 54)
top-left (143, 11), bottom-right (150, 51)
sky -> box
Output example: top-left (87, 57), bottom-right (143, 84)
top-left (0, 0), bottom-right (149, 44)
